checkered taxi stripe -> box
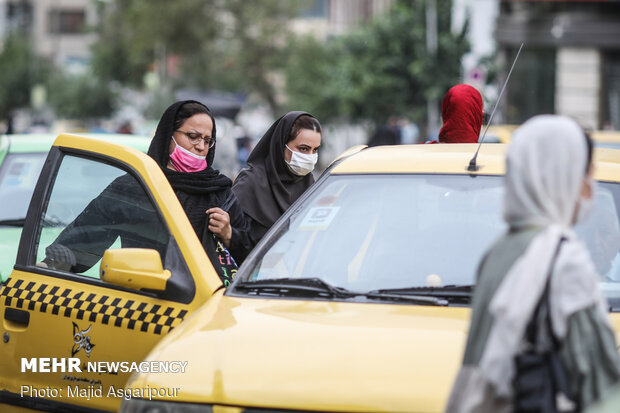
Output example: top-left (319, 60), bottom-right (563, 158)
top-left (0, 278), bottom-right (187, 335)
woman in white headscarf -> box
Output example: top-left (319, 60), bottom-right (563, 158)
top-left (445, 115), bottom-right (620, 412)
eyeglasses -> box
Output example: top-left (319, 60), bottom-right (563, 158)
top-left (175, 130), bottom-right (216, 148)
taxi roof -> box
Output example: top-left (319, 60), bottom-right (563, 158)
top-left (331, 144), bottom-right (506, 174)
top-left (330, 143), bottom-right (620, 182)
top-left (0, 133), bottom-right (150, 154)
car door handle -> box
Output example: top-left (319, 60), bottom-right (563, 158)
top-left (4, 308), bottom-right (30, 327)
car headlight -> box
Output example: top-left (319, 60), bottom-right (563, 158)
top-left (120, 398), bottom-right (213, 413)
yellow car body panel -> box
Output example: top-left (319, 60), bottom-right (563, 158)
top-left (130, 292), bottom-right (469, 413)
top-left (1, 270), bottom-right (192, 411)
top-left (331, 143), bottom-right (507, 174)
top-left (331, 143), bottom-right (620, 182)
top-left (484, 124), bottom-right (519, 144)
top-left (1, 406), bottom-right (38, 413)
top-left (327, 144), bottom-right (368, 168)
top-left (481, 125), bottom-right (620, 148)
top-left (592, 130), bottom-right (620, 145)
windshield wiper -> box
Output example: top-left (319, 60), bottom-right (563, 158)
top-left (234, 277), bottom-right (449, 306)
top-left (368, 285), bottom-right (473, 304)
top-left (363, 291), bottom-right (449, 306)
top-left (235, 277), bottom-right (357, 299)
top-left (0, 218), bottom-right (26, 227)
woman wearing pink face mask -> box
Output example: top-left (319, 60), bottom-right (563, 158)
top-left (43, 101), bottom-right (248, 287)
top-left (145, 100), bottom-right (250, 285)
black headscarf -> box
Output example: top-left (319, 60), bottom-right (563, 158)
top-left (147, 100), bottom-right (232, 194)
top-left (233, 111), bottom-right (317, 228)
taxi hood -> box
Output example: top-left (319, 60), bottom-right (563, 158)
top-left (131, 294), bottom-right (470, 413)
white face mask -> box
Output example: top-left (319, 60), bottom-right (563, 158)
top-left (285, 145), bottom-right (318, 176)
top-left (576, 177), bottom-right (596, 223)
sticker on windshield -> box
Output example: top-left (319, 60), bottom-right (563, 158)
top-left (298, 207), bottom-right (340, 230)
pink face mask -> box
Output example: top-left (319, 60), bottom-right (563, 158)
top-left (169, 136), bottom-right (208, 172)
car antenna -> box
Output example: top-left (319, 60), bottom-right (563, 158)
top-left (467, 43), bottom-right (524, 172)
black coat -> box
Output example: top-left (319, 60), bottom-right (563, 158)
top-left (46, 101), bottom-right (251, 286)
top-left (232, 111), bottom-right (316, 262)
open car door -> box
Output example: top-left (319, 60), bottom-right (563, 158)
top-left (0, 134), bottom-right (223, 412)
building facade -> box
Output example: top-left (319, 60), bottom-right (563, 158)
top-left (0, 0), bottom-right (96, 72)
top-left (291, 0), bottom-right (393, 39)
top-left (494, 0), bottom-right (620, 130)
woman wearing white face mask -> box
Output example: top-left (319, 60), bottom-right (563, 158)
top-left (232, 112), bottom-right (322, 262)
top-left (445, 115), bottom-right (620, 413)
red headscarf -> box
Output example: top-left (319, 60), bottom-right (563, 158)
top-left (438, 84), bottom-right (483, 143)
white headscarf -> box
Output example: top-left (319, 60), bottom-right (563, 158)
top-left (479, 115), bottom-right (609, 397)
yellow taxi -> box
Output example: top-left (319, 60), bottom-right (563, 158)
top-left (484, 124), bottom-right (620, 149)
top-left (591, 130), bottom-right (620, 150)
top-left (0, 135), bottom-right (224, 412)
top-left (119, 143), bottom-right (620, 412)
top-left (483, 124), bottom-right (518, 143)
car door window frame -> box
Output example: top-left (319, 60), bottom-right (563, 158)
top-left (13, 146), bottom-right (196, 303)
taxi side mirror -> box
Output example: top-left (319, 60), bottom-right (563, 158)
top-left (100, 248), bottom-right (171, 291)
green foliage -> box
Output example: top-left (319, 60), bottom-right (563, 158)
top-left (143, 85), bottom-right (175, 120)
top-left (46, 73), bottom-right (116, 120)
top-left (0, 35), bottom-right (51, 120)
top-left (91, 0), bottom-right (303, 112)
top-left (282, 35), bottom-right (349, 122)
top-left (91, 0), bottom-right (221, 86)
top-left (283, 0), bottom-right (469, 125)
top-left (220, 0), bottom-right (302, 109)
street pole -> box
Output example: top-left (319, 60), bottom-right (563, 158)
top-left (426, 0), bottom-right (439, 137)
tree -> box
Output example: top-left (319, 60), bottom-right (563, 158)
top-left (283, 0), bottom-right (469, 128)
top-left (46, 72), bottom-right (116, 120)
top-left (281, 35), bottom-right (340, 122)
top-left (0, 35), bottom-right (52, 123)
top-left (213, 0), bottom-right (303, 111)
top-left (91, 0), bottom-right (221, 86)
top-left (91, 0), bottom-right (303, 113)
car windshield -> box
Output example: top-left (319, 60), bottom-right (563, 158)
top-left (0, 153), bottom-right (47, 223)
top-left (237, 174), bottom-right (620, 307)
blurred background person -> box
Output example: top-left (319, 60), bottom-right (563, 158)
top-left (232, 111), bottom-right (322, 263)
top-left (367, 115), bottom-right (401, 146)
top-left (427, 84), bottom-right (483, 144)
top-left (236, 134), bottom-right (254, 170)
top-left (399, 117), bottom-right (421, 144)
top-left (116, 120), bottom-right (133, 134)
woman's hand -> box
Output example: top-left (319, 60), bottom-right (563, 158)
top-left (206, 207), bottom-right (232, 248)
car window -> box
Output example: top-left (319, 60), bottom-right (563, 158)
top-left (240, 174), bottom-right (620, 307)
top-left (244, 174), bottom-right (506, 290)
top-left (595, 143), bottom-right (620, 150)
top-left (576, 183), bottom-right (620, 306)
top-left (34, 154), bottom-right (169, 279)
top-left (0, 152), bottom-right (46, 222)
